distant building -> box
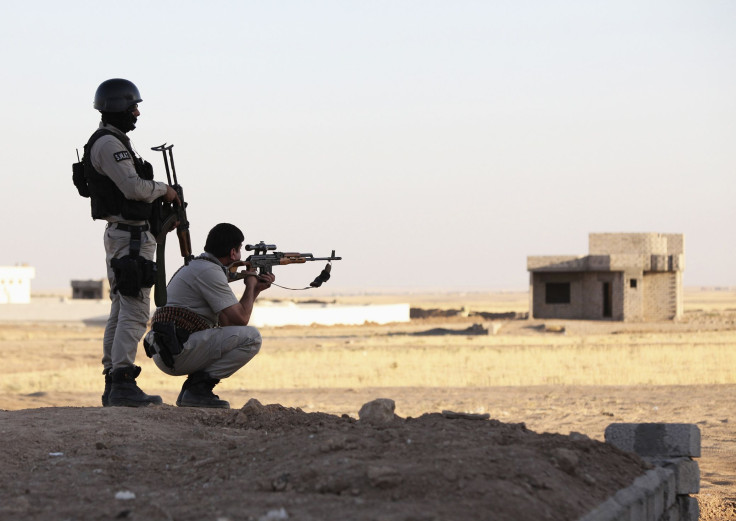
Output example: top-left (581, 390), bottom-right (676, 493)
top-left (527, 233), bottom-right (684, 321)
top-left (0, 265), bottom-right (36, 304)
top-left (71, 279), bottom-right (110, 300)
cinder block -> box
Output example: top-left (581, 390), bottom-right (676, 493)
top-left (631, 470), bottom-right (663, 519)
top-left (654, 466), bottom-right (677, 510)
top-left (664, 503), bottom-right (681, 521)
top-left (604, 423), bottom-right (701, 458)
top-left (613, 485), bottom-right (645, 521)
top-left (646, 457), bottom-right (700, 494)
top-left (678, 495), bottom-right (699, 521)
top-left (576, 497), bottom-right (626, 521)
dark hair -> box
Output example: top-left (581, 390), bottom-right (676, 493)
top-left (204, 223), bottom-right (244, 258)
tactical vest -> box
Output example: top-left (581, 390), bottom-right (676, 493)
top-left (80, 129), bottom-right (155, 221)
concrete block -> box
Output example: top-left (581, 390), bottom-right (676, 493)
top-left (577, 497), bottom-right (626, 521)
top-left (631, 470), bottom-right (662, 520)
top-left (647, 457), bottom-right (700, 494)
top-left (654, 466), bottom-right (676, 511)
top-left (613, 485), bottom-right (645, 521)
top-left (677, 495), bottom-right (699, 521)
top-left (664, 503), bottom-right (681, 521)
top-left (605, 423), bottom-right (701, 458)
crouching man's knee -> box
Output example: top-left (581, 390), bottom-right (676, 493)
top-left (240, 326), bottom-right (262, 355)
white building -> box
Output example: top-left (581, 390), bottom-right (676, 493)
top-left (0, 265), bottom-right (36, 304)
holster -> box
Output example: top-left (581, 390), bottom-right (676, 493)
top-left (110, 224), bottom-right (156, 297)
top-left (144, 321), bottom-right (190, 369)
top-left (111, 255), bottom-right (156, 296)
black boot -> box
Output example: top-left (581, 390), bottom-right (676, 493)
top-left (108, 365), bottom-right (163, 407)
top-left (102, 368), bottom-right (112, 407)
top-left (177, 371), bottom-right (230, 409)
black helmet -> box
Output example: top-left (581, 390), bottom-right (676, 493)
top-left (93, 78), bottom-right (142, 112)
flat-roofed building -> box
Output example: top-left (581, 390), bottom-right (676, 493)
top-left (527, 233), bottom-right (684, 321)
top-left (0, 265), bottom-right (36, 304)
top-left (71, 279), bottom-right (110, 300)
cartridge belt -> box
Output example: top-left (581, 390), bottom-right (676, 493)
top-left (151, 306), bottom-right (211, 335)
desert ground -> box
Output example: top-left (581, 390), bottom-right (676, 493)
top-left (0, 288), bottom-right (734, 520)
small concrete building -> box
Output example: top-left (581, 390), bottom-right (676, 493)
top-left (71, 279), bottom-right (110, 300)
top-left (0, 265), bottom-right (36, 304)
top-left (527, 233), bottom-right (684, 322)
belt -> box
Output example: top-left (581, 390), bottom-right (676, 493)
top-left (110, 222), bottom-right (149, 232)
top-left (108, 222), bottom-right (149, 257)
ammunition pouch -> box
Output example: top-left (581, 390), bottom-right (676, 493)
top-left (72, 161), bottom-right (90, 197)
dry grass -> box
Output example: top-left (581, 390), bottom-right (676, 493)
top-left (1, 307), bottom-right (734, 395)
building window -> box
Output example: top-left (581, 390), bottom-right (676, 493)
top-left (630, 279), bottom-right (638, 289)
top-left (545, 282), bottom-right (571, 304)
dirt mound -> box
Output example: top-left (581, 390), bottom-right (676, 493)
top-left (0, 401), bottom-right (647, 521)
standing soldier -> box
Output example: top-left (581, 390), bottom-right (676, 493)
top-left (82, 78), bottom-right (180, 407)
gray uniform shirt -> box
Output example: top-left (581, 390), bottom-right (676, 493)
top-left (89, 123), bottom-right (168, 224)
top-left (165, 253), bottom-right (239, 327)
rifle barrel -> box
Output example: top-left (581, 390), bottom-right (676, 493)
top-left (167, 146), bottom-right (178, 185)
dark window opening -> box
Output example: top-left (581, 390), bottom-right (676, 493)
top-left (630, 279), bottom-right (638, 289)
top-left (545, 282), bottom-right (570, 304)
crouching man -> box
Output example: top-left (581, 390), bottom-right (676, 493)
top-left (143, 223), bottom-right (275, 408)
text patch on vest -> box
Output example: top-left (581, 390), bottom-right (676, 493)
top-left (113, 151), bottom-right (131, 162)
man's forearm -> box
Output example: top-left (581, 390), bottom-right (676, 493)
top-left (238, 286), bottom-right (257, 325)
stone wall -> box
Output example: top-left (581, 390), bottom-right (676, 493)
top-left (642, 272), bottom-right (681, 321)
top-left (579, 423), bottom-right (701, 521)
top-left (589, 233), bottom-right (682, 256)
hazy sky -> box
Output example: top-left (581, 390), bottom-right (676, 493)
top-left (1, 1), bottom-right (734, 294)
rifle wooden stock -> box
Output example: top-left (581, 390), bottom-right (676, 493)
top-left (177, 226), bottom-right (192, 260)
top-left (173, 185), bottom-right (193, 264)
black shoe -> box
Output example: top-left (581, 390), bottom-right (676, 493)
top-left (108, 365), bottom-right (163, 407)
top-left (102, 368), bottom-right (112, 407)
top-left (177, 372), bottom-right (230, 409)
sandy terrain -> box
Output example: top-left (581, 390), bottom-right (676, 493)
top-left (0, 289), bottom-right (734, 520)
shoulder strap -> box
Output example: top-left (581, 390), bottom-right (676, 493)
top-left (83, 128), bottom-right (133, 161)
top-left (168, 254), bottom-right (228, 286)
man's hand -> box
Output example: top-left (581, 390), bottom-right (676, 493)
top-left (164, 185), bottom-right (182, 206)
top-left (243, 271), bottom-right (275, 293)
top-left (256, 272), bottom-right (275, 292)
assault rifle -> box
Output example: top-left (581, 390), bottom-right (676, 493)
top-left (151, 143), bottom-right (193, 306)
top-left (226, 241), bottom-right (342, 290)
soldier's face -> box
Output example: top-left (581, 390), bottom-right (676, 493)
top-left (230, 244), bottom-right (243, 262)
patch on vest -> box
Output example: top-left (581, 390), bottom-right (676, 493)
top-left (113, 151), bottom-right (131, 162)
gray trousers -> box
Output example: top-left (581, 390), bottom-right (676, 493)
top-left (102, 224), bottom-right (156, 372)
top-left (144, 326), bottom-right (262, 380)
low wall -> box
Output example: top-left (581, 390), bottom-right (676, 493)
top-left (250, 301), bottom-right (410, 326)
top-left (0, 297), bottom-right (410, 327)
top-left (579, 423), bottom-right (700, 521)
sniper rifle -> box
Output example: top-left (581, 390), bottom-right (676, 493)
top-left (226, 241), bottom-right (342, 290)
